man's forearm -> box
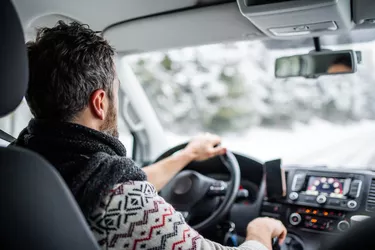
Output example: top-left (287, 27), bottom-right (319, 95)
top-left (142, 149), bottom-right (196, 191)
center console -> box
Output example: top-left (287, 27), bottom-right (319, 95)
top-left (287, 171), bottom-right (364, 211)
top-left (261, 167), bottom-right (374, 250)
top-left (284, 170), bottom-right (365, 234)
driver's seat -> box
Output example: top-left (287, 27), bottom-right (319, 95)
top-left (0, 1), bottom-right (100, 250)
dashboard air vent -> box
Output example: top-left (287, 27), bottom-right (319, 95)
top-left (366, 179), bottom-right (375, 212)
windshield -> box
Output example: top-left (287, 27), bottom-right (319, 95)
top-left (127, 40), bottom-right (375, 168)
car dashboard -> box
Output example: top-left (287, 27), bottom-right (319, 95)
top-left (259, 166), bottom-right (375, 250)
top-left (193, 154), bottom-right (375, 250)
top-left (189, 154), bottom-right (375, 250)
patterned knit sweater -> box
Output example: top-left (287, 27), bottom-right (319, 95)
top-left (88, 181), bottom-right (268, 250)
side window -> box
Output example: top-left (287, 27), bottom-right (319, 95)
top-left (118, 114), bottom-right (134, 155)
top-left (0, 99), bottom-right (32, 146)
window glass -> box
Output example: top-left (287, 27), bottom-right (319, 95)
top-left (127, 40), bottom-right (375, 168)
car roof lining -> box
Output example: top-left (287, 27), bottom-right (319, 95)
top-left (13, 0), bottom-right (203, 40)
top-left (103, 2), bottom-right (265, 54)
top-left (12, 0), bottom-right (375, 53)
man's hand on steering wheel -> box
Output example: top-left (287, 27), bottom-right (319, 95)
top-left (183, 133), bottom-right (227, 161)
top-left (143, 133), bottom-right (227, 191)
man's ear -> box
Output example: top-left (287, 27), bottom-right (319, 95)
top-left (90, 89), bottom-right (106, 120)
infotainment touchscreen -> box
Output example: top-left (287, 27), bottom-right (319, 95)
top-left (304, 176), bottom-right (347, 198)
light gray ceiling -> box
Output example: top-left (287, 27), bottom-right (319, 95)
top-left (12, 0), bottom-right (199, 40)
top-left (104, 3), bottom-right (264, 54)
top-left (12, 0), bottom-right (263, 53)
top-left (11, 0), bottom-right (375, 53)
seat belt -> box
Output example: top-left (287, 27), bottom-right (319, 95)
top-left (0, 129), bottom-right (15, 143)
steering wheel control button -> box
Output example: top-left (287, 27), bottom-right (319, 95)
top-left (289, 213), bottom-right (302, 226)
top-left (347, 200), bottom-right (358, 209)
top-left (337, 220), bottom-right (351, 232)
top-left (316, 195), bottom-right (327, 204)
top-left (289, 192), bottom-right (299, 201)
top-left (208, 181), bottom-right (227, 196)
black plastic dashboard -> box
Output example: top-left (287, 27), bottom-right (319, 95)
top-left (261, 166), bottom-right (375, 250)
top-left (185, 153), bottom-right (375, 249)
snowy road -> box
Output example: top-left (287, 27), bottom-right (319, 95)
top-left (293, 127), bottom-right (375, 168)
top-left (167, 120), bottom-right (375, 169)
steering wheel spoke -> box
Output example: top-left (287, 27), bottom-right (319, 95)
top-left (155, 142), bottom-right (241, 231)
top-left (207, 181), bottom-right (228, 196)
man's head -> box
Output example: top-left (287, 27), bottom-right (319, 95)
top-left (26, 21), bottom-right (119, 137)
top-left (327, 55), bottom-right (353, 74)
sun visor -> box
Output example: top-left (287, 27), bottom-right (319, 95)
top-left (353, 0), bottom-right (375, 27)
top-left (103, 3), bottom-right (265, 54)
top-left (237, 0), bottom-right (353, 39)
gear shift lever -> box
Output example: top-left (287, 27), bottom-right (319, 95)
top-left (275, 234), bottom-right (304, 250)
top-left (272, 237), bottom-right (281, 250)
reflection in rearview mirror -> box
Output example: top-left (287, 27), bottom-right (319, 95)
top-left (275, 50), bottom-right (357, 78)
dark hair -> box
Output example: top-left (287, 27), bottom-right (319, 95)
top-left (26, 21), bottom-right (116, 121)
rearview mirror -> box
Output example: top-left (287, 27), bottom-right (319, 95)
top-left (275, 50), bottom-right (357, 78)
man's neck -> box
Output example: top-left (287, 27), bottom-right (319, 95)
top-left (70, 110), bottom-right (101, 132)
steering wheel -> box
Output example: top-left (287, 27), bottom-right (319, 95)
top-left (155, 143), bottom-right (241, 231)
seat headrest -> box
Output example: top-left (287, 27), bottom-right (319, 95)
top-left (0, 0), bottom-right (28, 117)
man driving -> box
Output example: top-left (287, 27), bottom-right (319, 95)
top-left (13, 21), bottom-right (286, 250)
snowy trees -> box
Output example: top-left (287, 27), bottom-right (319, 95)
top-left (128, 40), bottom-right (375, 135)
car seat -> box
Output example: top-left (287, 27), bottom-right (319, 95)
top-left (0, 1), bottom-right (100, 249)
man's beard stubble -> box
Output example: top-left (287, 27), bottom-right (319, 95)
top-left (99, 101), bottom-right (119, 138)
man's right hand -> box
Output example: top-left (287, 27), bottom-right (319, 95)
top-left (245, 217), bottom-right (287, 250)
